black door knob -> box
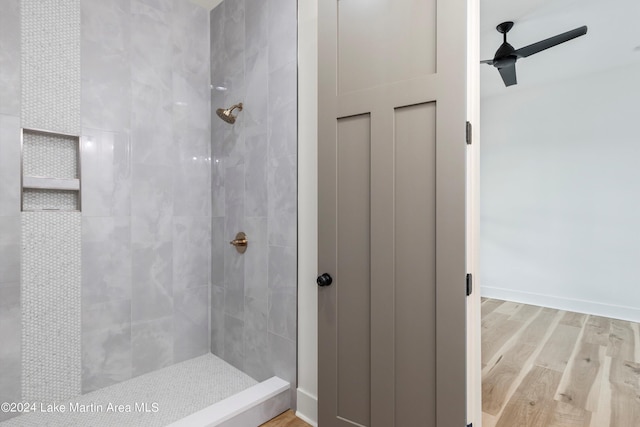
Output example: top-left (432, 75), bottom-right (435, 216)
top-left (317, 273), bottom-right (333, 287)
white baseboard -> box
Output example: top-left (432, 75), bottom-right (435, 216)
top-left (481, 286), bottom-right (640, 323)
top-left (296, 388), bottom-right (318, 427)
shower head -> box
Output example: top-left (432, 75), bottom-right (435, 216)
top-left (216, 103), bottom-right (243, 124)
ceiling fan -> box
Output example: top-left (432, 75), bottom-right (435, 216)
top-left (481, 21), bottom-right (588, 87)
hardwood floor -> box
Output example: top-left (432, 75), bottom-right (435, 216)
top-left (482, 298), bottom-right (640, 427)
top-left (260, 410), bottom-right (312, 427)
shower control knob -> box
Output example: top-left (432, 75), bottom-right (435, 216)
top-left (317, 273), bottom-right (333, 287)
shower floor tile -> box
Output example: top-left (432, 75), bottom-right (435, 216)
top-left (0, 354), bottom-right (257, 427)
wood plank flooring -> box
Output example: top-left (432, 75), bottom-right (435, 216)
top-left (482, 298), bottom-right (640, 427)
top-left (260, 410), bottom-right (312, 427)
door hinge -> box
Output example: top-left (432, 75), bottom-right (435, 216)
top-left (466, 273), bottom-right (473, 296)
top-left (466, 121), bottom-right (472, 145)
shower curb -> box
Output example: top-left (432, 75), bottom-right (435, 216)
top-left (167, 377), bottom-right (290, 427)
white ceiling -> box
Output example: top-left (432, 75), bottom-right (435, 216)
top-left (481, 0), bottom-right (640, 97)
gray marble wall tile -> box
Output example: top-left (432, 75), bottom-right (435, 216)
top-left (132, 316), bottom-right (173, 377)
top-left (0, 217), bottom-right (20, 287)
top-left (224, 287), bottom-right (244, 319)
top-left (130, 81), bottom-right (175, 166)
top-left (245, 49), bottom-right (268, 129)
top-left (0, 115), bottom-right (21, 216)
top-left (81, 0), bottom-right (131, 132)
top-left (131, 164), bottom-right (174, 244)
top-left (244, 0), bottom-right (268, 58)
top-left (210, 285), bottom-right (225, 355)
top-left (267, 0), bottom-right (297, 73)
top-left (224, 163), bottom-right (245, 233)
top-left (172, 3), bottom-right (210, 143)
top-left (223, 314), bottom-right (244, 370)
top-left (268, 332), bottom-right (297, 406)
top-left (268, 60), bottom-right (296, 115)
top-left (225, 248), bottom-right (244, 294)
top-left (82, 324), bottom-right (132, 393)
top-left (82, 217), bottom-right (132, 304)
top-left (131, 0), bottom-right (173, 62)
top-left (210, 5), bottom-right (228, 91)
top-left (173, 216), bottom-right (210, 291)
top-left (131, 0), bottom-right (174, 166)
top-left (224, 164), bottom-right (245, 305)
top-left (78, 0), bottom-right (211, 393)
top-left (220, 119), bottom-right (246, 169)
top-left (137, 0), bottom-right (173, 13)
top-left (173, 146), bottom-right (212, 217)
top-left (243, 295), bottom-right (268, 381)
top-left (173, 79), bottom-right (210, 145)
top-left (81, 129), bottom-right (131, 217)
top-left (268, 288), bottom-right (296, 342)
top-left (268, 245), bottom-right (297, 290)
top-left (211, 152), bottom-right (226, 217)
top-left (268, 154), bottom-right (297, 247)
top-left (0, 286), bottom-right (20, 420)
top-left (268, 99), bottom-right (296, 161)
top-left (174, 285), bottom-right (210, 362)
top-left (0, 216), bottom-right (19, 246)
top-left (211, 216), bottom-right (225, 286)
top-left (0, 242), bottom-right (20, 285)
top-left (0, 0), bottom-right (20, 117)
top-left (0, 286), bottom-right (21, 360)
top-left (244, 217), bottom-right (268, 301)
top-left (245, 132), bottom-right (268, 218)
top-left (172, 0), bottom-right (210, 82)
top-left (268, 61), bottom-right (297, 160)
top-left (210, 0), bottom-right (297, 399)
top-left (0, 351), bottom-right (20, 422)
top-left (82, 298), bottom-right (132, 334)
top-left (223, 0), bottom-right (245, 75)
top-left (132, 241), bottom-right (173, 322)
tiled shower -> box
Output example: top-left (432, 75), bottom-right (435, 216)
top-left (0, 0), bottom-right (297, 425)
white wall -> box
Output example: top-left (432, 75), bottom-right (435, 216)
top-left (480, 62), bottom-right (640, 322)
top-left (297, 0), bottom-right (318, 425)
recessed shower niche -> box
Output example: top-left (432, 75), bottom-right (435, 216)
top-left (21, 128), bottom-right (81, 211)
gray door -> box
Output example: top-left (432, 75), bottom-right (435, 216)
top-left (317, 1), bottom-right (468, 426)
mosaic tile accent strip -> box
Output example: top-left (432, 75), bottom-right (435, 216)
top-left (0, 354), bottom-right (257, 427)
top-left (22, 131), bottom-right (79, 179)
top-left (22, 189), bottom-right (78, 211)
top-left (21, 212), bottom-right (81, 404)
top-left (21, 0), bottom-right (81, 135)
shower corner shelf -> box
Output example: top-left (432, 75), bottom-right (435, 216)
top-left (21, 128), bottom-right (82, 212)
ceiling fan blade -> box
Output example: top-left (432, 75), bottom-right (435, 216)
top-left (498, 65), bottom-right (517, 86)
top-left (514, 26), bottom-right (587, 58)
top-left (481, 59), bottom-right (495, 65)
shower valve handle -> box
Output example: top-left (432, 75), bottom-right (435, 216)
top-left (230, 232), bottom-right (248, 254)
top-left (230, 237), bottom-right (248, 247)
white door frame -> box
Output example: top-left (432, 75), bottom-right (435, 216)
top-left (466, 0), bottom-right (482, 425)
top-left (295, 1), bottom-right (482, 425)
